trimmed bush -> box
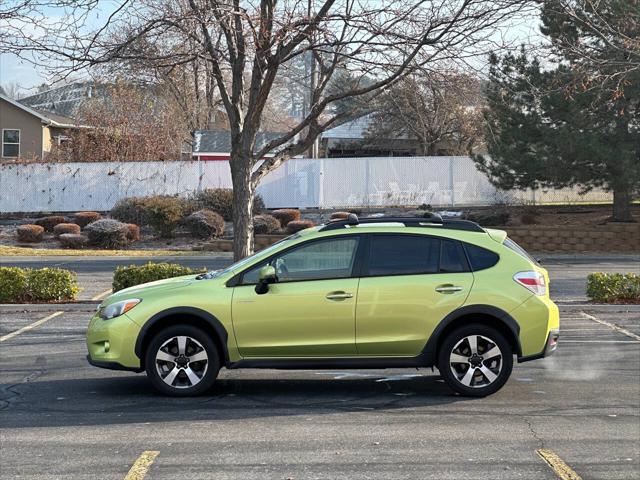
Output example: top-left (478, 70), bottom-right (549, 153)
top-left (184, 209), bottom-right (225, 239)
top-left (112, 262), bottom-right (207, 292)
top-left (0, 267), bottom-right (78, 302)
top-left (17, 224), bottom-right (44, 243)
top-left (110, 197), bottom-right (151, 225)
top-left (144, 195), bottom-right (186, 237)
top-left (125, 223), bottom-right (141, 242)
top-left (272, 208), bottom-right (301, 227)
top-left (192, 188), bottom-right (265, 221)
top-left (34, 215), bottom-right (66, 232)
top-left (53, 223), bottom-right (81, 237)
top-left (85, 219), bottom-right (130, 248)
top-left (286, 219), bottom-right (315, 234)
top-left (330, 211), bottom-right (350, 220)
top-left (73, 211), bottom-right (102, 228)
top-left (586, 273), bottom-right (640, 303)
top-left (58, 233), bottom-right (88, 249)
top-left (0, 267), bottom-right (28, 303)
top-left (253, 214), bottom-right (281, 234)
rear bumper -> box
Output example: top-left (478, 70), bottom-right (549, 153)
top-left (518, 329), bottom-right (559, 363)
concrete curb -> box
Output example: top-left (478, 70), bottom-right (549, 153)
top-left (557, 303), bottom-right (640, 313)
top-left (0, 303), bottom-right (98, 312)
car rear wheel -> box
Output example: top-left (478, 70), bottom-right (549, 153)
top-left (437, 324), bottom-right (513, 397)
top-left (145, 325), bottom-right (220, 396)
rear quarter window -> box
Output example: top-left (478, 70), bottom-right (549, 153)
top-left (464, 243), bottom-right (500, 271)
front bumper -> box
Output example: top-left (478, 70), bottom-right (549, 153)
top-left (86, 311), bottom-right (142, 371)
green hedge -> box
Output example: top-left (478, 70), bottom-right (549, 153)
top-left (586, 273), bottom-right (640, 303)
top-left (0, 267), bottom-right (79, 303)
top-left (113, 262), bottom-right (207, 292)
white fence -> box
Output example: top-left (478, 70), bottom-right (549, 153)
top-left (0, 157), bottom-right (612, 213)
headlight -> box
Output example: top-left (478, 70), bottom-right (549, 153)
top-left (99, 299), bottom-right (141, 320)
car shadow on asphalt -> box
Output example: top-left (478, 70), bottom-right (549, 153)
top-left (0, 372), bottom-right (475, 429)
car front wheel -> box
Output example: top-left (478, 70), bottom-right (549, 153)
top-left (145, 325), bottom-right (220, 396)
top-left (437, 324), bottom-right (513, 397)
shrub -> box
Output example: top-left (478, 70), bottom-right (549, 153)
top-left (53, 223), bottom-right (81, 237)
top-left (110, 197), bottom-right (151, 225)
top-left (34, 215), bottom-right (66, 232)
top-left (465, 211), bottom-right (510, 226)
top-left (184, 209), bottom-right (225, 239)
top-left (0, 267), bottom-right (27, 302)
top-left (85, 219), bottom-right (130, 248)
top-left (58, 233), bottom-right (88, 249)
top-left (125, 223), bottom-right (141, 242)
top-left (586, 273), bottom-right (640, 303)
top-left (73, 211), bottom-right (102, 228)
top-left (17, 224), bottom-right (44, 243)
top-left (192, 188), bottom-right (265, 221)
top-left (26, 268), bottom-right (79, 302)
top-left (0, 267), bottom-right (78, 302)
top-left (286, 219), bottom-right (315, 234)
top-left (144, 195), bottom-right (186, 237)
top-left (112, 262), bottom-right (206, 292)
top-left (253, 214), bottom-right (281, 234)
top-left (272, 208), bottom-right (301, 227)
top-left (330, 211), bottom-right (350, 220)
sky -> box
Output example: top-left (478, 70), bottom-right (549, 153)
top-left (0, 1), bottom-right (544, 98)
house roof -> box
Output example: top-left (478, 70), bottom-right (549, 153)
top-left (0, 92), bottom-right (78, 128)
top-left (322, 114), bottom-right (373, 139)
top-left (19, 81), bottom-right (100, 118)
top-left (193, 130), bottom-right (285, 154)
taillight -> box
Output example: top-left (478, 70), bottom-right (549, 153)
top-left (513, 271), bottom-right (546, 295)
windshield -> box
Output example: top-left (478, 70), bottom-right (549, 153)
top-left (203, 233), bottom-right (301, 279)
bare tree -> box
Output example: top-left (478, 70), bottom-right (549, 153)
top-left (8, 0), bottom-right (533, 259)
top-left (364, 73), bottom-right (484, 155)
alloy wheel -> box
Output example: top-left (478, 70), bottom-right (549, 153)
top-left (449, 334), bottom-right (503, 388)
top-left (154, 335), bottom-right (209, 389)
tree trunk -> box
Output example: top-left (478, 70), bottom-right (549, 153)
top-left (230, 160), bottom-right (255, 260)
top-left (612, 186), bottom-right (633, 222)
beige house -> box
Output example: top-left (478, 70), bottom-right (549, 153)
top-left (0, 93), bottom-right (78, 161)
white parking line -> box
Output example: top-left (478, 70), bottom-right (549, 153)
top-left (581, 312), bottom-right (640, 341)
top-left (561, 340), bottom-right (640, 344)
top-left (0, 311), bottom-right (64, 342)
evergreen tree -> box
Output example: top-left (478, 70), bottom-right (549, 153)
top-left (476, 1), bottom-right (639, 221)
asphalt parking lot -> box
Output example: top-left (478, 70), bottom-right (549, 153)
top-left (1, 305), bottom-right (639, 479)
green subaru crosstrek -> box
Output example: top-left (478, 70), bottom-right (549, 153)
top-left (87, 214), bottom-right (559, 397)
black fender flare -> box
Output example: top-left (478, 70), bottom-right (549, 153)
top-left (134, 306), bottom-right (230, 364)
top-left (420, 304), bottom-right (522, 366)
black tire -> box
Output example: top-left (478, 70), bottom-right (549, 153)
top-left (437, 323), bottom-right (513, 397)
top-left (145, 325), bottom-right (220, 397)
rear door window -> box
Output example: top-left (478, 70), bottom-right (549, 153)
top-left (440, 239), bottom-right (468, 273)
top-left (366, 235), bottom-right (440, 276)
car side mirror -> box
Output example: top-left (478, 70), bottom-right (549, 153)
top-left (255, 265), bottom-right (277, 295)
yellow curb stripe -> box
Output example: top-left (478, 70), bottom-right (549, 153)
top-left (0, 311), bottom-right (64, 342)
top-left (91, 289), bottom-right (113, 301)
top-left (536, 449), bottom-right (582, 480)
top-left (124, 451), bottom-right (160, 480)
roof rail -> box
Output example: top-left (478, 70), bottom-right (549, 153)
top-left (319, 213), bottom-right (485, 233)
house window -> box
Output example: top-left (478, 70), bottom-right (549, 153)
top-left (2, 129), bottom-right (20, 157)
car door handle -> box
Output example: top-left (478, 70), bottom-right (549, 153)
top-left (435, 285), bottom-right (463, 293)
top-left (326, 291), bottom-right (353, 301)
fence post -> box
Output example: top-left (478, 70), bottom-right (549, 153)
top-left (365, 157), bottom-right (370, 209)
top-left (449, 157), bottom-right (455, 207)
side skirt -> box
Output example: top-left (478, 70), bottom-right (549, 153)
top-left (227, 356), bottom-right (432, 370)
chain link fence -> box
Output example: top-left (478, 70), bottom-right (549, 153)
top-left (0, 157), bottom-right (612, 213)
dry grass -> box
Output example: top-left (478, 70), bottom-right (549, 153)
top-left (0, 245), bottom-right (198, 257)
